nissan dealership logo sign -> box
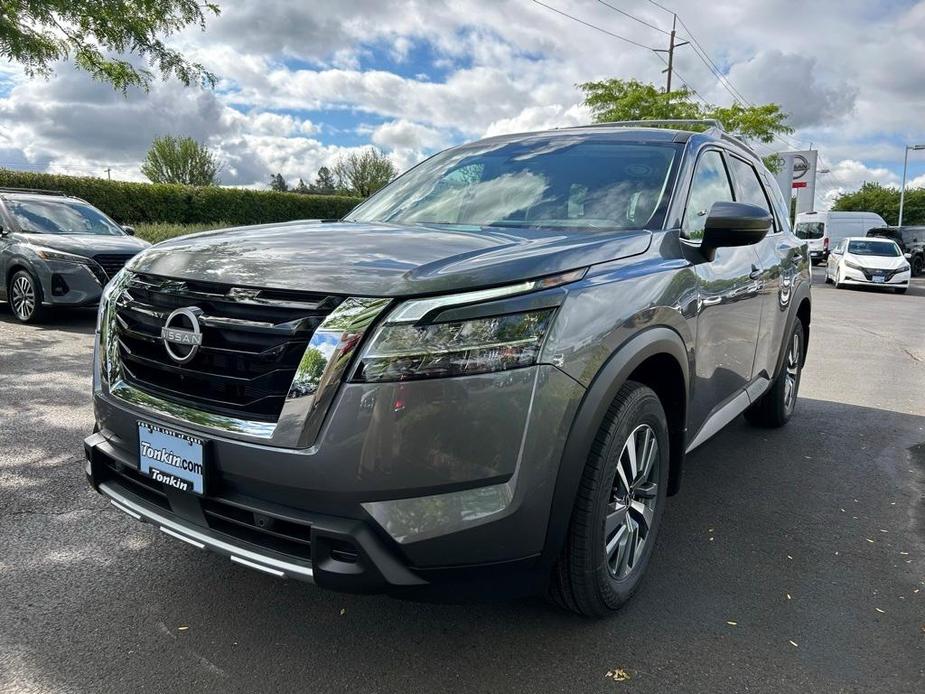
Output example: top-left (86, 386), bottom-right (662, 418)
top-left (792, 154), bottom-right (810, 180)
top-left (160, 307), bottom-right (203, 364)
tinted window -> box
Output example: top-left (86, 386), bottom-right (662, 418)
top-left (349, 140), bottom-right (680, 231)
top-left (683, 150), bottom-right (733, 239)
top-left (795, 222), bottom-right (824, 240)
top-left (847, 239), bottom-right (900, 257)
top-left (6, 198), bottom-right (125, 236)
top-left (728, 157), bottom-right (771, 214)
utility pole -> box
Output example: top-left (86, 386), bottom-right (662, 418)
top-left (653, 13), bottom-right (688, 102)
top-left (899, 143), bottom-right (925, 227)
top-left (105, 167), bottom-right (111, 181)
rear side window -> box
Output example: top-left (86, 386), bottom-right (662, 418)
top-left (727, 157), bottom-right (772, 215)
top-left (683, 150), bottom-right (734, 240)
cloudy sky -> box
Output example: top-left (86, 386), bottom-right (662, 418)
top-left (1, 0), bottom-right (924, 208)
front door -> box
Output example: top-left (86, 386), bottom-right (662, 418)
top-left (684, 149), bottom-right (764, 429)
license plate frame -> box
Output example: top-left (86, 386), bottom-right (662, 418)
top-left (872, 275), bottom-right (886, 283)
top-left (138, 421), bottom-right (206, 495)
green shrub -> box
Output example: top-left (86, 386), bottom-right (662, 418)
top-left (0, 169), bottom-right (363, 225)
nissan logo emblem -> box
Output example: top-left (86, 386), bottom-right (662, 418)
top-left (160, 307), bottom-right (203, 364)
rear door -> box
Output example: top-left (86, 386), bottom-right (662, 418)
top-left (727, 154), bottom-right (799, 382)
top-left (684, 148), bottom-right (764, 427)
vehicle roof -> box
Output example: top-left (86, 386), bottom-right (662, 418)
top-left (0, 192), bottom-right (77, 203)
top-left (844, 236), bottom-right (898, 242)
top-left (468, 124), bottom-right (761, 161)
top-left (796, 210), bottom-right (884, 218)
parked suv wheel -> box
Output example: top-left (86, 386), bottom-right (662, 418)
top-left (550, 382), bottom-right (669, 617)
top-left (912, 255), bottom-right (924, 277)
top-left (745, 319), bottom-right (804, 428)
top-left (9, 270), bottom-right (46, 324)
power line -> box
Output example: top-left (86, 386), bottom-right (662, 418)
top-left (530, 0), bottom-right (657, 51)
top-left (596, 0), bottom-right (669, 36)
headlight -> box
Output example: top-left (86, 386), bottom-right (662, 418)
top-left (896, 264), bottom-right (911, 274)
top-left (352, 270), bottom-right (584, 383)
top-left (34, 246), bottom-right (92, 265)
top-left (354, 309), bottom-right (555, 382)
top-left (844, 259), bottom-right (863, 270)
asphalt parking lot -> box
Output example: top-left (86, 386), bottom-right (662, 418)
top-left (1, 267), bottom-right (923, 693)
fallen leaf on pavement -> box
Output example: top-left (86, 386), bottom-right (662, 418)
top-left (605, 668), bottom-right (631, 682)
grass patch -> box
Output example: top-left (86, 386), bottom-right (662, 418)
top-left (132, 221), bottom-right (233, 244)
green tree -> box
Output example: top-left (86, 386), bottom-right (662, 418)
top-left (832, 181), bottom-right (925, 226)
top-left (332, 148), bottom-right (397, 197)
top-left (313, 166), bottom-right (337, 194)
top-left (294, 177), bottom-right (310, 194)
top-left (141, 136), bottom-right (222, 186)
top-left (269, 173), bottom-right (288, 192)
top-left (578, 78), bottom-right (793, 170)
top-left (0, 1), bottom-right (219, 92)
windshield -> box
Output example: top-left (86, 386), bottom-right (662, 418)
top-left (795, 221), bottom-right (824, 239)
top-left (6, 198), bottom-right (125, 236)
top-left (847, 239), bottom-right (900, 256)
top-left (348, 139), bottom-right (680, 231)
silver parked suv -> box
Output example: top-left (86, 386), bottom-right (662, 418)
top-left (84, 121), bottom-right (811, 616)
top-left (0, 188), bottom-right (149, 322)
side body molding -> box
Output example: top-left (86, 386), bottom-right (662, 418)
top-left (540, 326), bottom-right (690, 567)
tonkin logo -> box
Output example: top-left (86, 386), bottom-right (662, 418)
top-left (160, 306), bottom-right (203, 364)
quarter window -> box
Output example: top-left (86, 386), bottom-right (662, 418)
top-left (683, 150), bottom-right (734, 240)
top-left (728, 157), bottom-right (772, 215)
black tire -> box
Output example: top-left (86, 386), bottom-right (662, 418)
top-left (912, 255), bottom-right (924, 277)
top-left (549, 382), bottom-right (669, 617)
top-left (824, 269), bottom-right (833, 284)
top-left (895, 287), bottom-right (908, 295)
top-left (745, 319), bottom-right (805, 428)
top-left (8, 270), bottom-right (46, 323)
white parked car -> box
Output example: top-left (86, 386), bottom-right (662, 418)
top-left (795, 210), bottom-right (888, 265)
top-left (825, 237), bottom-right (911, 294)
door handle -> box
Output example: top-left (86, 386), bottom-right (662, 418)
top-left (749, 264), bottom-right (762, 280)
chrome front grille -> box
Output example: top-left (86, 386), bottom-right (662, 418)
top-left (113, 273), bottom-right (342, 422)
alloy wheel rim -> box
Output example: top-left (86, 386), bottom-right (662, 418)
top-left (605, 423), bottom-right (659, 579)
top-left (11, 276), bottom-right (35, 320)
top-left (784, 332), bottom-right (801, 413)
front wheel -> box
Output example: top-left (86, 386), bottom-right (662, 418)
top-left (9, 270), bottom-right (46, 323)
top-left (912, 255), bottom-right (924, 277)
top-left (549, 382), bottom-right (669, 617)
top-left (895, 287), bottom-right (908, 295)
top-left (745, 319), bottom-right (805, 428)
top-left (834, 268), bottom-right (844, 289)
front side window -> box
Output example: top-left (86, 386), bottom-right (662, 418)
top-left (6, 199), bottom-right (125, 236)
top-left (847, 239), bottom-right (900, 257)
top-left (795, 222), bottom-right (824, 240)
top-left (348, 139), bottom-right (680, 232)
top-left (683, 150), bottom-right (734, 240)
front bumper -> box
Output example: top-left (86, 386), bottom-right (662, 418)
top-left (839, 266), bottom-right (910, 287)
top-left (86, 363), bottom-right (584, 598)
top-left (40, 261), bottom-right (104, 307)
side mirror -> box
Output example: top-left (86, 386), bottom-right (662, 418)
top-left (700, 201), bottom-right (772, 261)
top-left (905, 252), bottom-right (913, 259)
top-left (0, 225), bottom-right (7, 237)
top-left (122, 225), bottom-right (136, 236)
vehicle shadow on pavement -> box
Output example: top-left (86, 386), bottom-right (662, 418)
top-left (1, 396), bottom-right (922, 693)
top-left (0, 305), bottom-right (97, 334)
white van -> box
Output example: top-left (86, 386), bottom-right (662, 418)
top-left (794, 211), bottom-right (888, 264)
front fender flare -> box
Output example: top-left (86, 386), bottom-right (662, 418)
top-left (540, 326), bottom-right (689, 567)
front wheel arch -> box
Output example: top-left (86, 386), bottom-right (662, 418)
top-left (541, 327), bottom-right (689, 569)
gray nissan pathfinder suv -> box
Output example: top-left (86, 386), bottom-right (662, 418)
top-left (84, 121), bottom-right (811, 616)
top-left (0, 188), bottom-right (149, 323)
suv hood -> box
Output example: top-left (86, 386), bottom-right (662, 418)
top-left (22, 232), bottom-right (150, 257)
top-left (129, 221), bottom-right (652, 297)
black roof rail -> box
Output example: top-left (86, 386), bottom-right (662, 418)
top-left (0, 186), bottom-right (69, 197)
top-left (584, 119), bottom-right (726, 131)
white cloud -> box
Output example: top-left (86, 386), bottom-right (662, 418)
top-left (1, 0), bottom-right (923, 191)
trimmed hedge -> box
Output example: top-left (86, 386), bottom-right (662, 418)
top-left (0, 169), bottom-right (363, 225)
